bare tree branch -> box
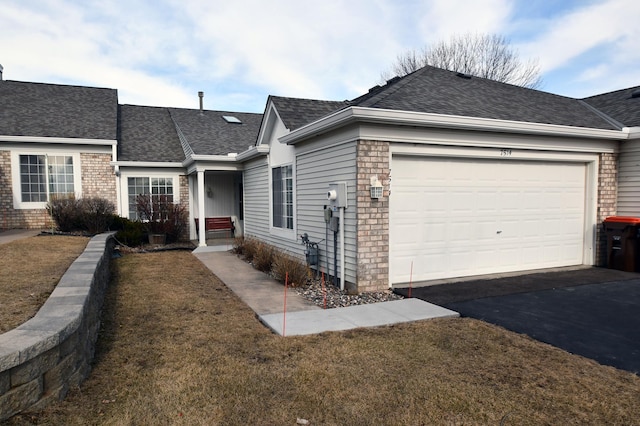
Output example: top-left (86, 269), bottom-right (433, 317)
top-left (381, 33), bottom-right (542, 89)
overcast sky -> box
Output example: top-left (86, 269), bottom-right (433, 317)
top-left (1, 0), bottom-right (638, 113)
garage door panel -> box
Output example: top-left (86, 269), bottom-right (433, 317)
top-left (391, 156), bottom-right (586, 283)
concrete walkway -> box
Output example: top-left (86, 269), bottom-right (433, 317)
top-left (0, 229), bottom-right (41, 244)
top-left (193, 247), bottom-right (458, 336)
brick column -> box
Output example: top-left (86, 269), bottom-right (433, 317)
top-left (356, 140), bottom-right (390, 292)
top-left (596, 152), bottom-right (618, 266)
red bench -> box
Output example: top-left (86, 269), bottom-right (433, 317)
top-left (194, 217), bottom-right (235, 238)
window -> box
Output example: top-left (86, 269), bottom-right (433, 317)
top-left (272, 165), bottom-right (293, 229)
top-left (127, 177), bottom-right (174, 220)
top-left (19, 154), bottom-right (74, 202)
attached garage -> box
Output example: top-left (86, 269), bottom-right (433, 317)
top-left (390, 150), bottom-right (598, 284)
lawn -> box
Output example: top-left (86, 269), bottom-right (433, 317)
top-left (0, 235), bottom-right (89, 333)
top-left (6, 249), bottom-right (640, 425)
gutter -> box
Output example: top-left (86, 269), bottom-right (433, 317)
top-left (0, 135), bottom-right (117, 146)
top-left (280, 106), bottom-right (630, 145)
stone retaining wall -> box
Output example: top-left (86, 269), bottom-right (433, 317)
top-left (0, 233), bottom-right (115, 421)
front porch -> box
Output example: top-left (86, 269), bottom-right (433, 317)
top-left (189, 169), bottom-right (243, 247)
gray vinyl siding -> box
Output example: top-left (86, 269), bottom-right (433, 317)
top-left (243, 157), bottom-right (306, 259)
top-left (243, 158), bottom-right (270, 239)
top-left (296, 142), bottom-right (357, 285)
top-left (617, 142), bottom-right (640, 216)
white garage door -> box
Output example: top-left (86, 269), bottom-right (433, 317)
top-left (390, 156), bottom-right (587, 284)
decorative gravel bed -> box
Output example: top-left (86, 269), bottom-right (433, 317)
top-left (293, 276), bottom-right (403, 309)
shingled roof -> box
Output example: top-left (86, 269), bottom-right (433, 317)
top-left (350, 66), bottom-right (620, 130)
top-left (582, 86), bottom-right (640, 128)
top-left (168, 108), bottom-right (262, 156)
top-left (269, 96), bottom-right (348, 130)
top-left (0, 80), bottom-right (118, 140)
top-left (117, 105), bottom-right (184, 162)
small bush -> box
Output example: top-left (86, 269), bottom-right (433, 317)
top-left (47, 196), bottom-right (114, 234)
top-left (272, 251), bottom-right (310, 288)
top-left (111, 216), bottom-right (145, 247)
top-left (46, 196), bottom-right (81, 232)
top-left (135, 194), bottom-right (188, 243)
top-left (253, 240), bottom-right (275, 273)
top-left (78, 197), bottom-right (115, 234)
top-left (232, 237), bottom-right (246, 255)
top-left (242, 238), bottom-right (259, 263)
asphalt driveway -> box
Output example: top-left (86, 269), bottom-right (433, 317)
top-left (394, 267), bottom-right (640, 374)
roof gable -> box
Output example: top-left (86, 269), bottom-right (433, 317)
top-left (0, 80), bottom-right (118, 140)
top-left (350, 66), bottom-right (619, 131)
top-left (269, 96), bottom-right (348, 130)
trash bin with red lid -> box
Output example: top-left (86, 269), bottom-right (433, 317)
top-left (603, 216), bottom-right (640, 272)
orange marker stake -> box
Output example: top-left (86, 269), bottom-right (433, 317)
top-left (283, 272), bottom-right (288, 337)
top-left (322, 272), bottom-right (327, 309)
top-left (408, 261), bottom-right (413, 298)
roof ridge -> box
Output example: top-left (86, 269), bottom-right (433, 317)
top-left (351, 70), bottom-right (419, 107)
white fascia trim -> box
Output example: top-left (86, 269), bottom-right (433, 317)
top-left (626, 126), bottom-right (640, 139)
top-left (256, 101), bottom-right (283, 146)
top-left (0, 135), bottom-right (117, 146)
top-left (236, 144), bottom-right (270, 161)
top-left (280, 106), bottom-right (629, 144)
top-left (112, 161), bottom-right (184, 168)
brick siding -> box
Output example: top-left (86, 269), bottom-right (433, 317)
top-left (80, 153), bottom-right (117, 205)
top-left (355, 140), bottom-right (390, 292)
top-left (0, 151), bottom-right (115, 230)
top-left (596, 152), bottom-right (618, 266)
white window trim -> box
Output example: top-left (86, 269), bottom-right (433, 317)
top-left (269, 162), bottom-right (297, 239)
top-left (119, 171), bottom-right (181, 220)
top-left (11, 151), bottom-right (82, 209)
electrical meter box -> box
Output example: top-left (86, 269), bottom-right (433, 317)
top-left (327, 182), bottom-right (347, 209)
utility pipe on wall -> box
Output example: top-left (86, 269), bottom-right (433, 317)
top-left (339, 206), bottom-right (345, 291)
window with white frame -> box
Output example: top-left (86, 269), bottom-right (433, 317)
top-left (19, 154), bottom-right (75, 202)
top-left (272, 165), bottom-right (293, 229)
top-left (127, 177), bottom-right (174, 220)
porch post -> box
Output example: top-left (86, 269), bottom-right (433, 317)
top-left (197, 170), bottom-right (206, 247)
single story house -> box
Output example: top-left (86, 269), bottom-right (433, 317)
top-left (1, 66), bottom-right (639, 292)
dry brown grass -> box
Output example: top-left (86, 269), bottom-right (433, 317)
top-left (9, 251), bottom-right (640, 425)
top-left (0, 235), bottom-right (89, 333)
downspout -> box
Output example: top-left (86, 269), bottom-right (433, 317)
top-left (112, 142), bottom-right (122, 216)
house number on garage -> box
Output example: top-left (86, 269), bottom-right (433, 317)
top-left (500, 149), bottom-right (512, 157)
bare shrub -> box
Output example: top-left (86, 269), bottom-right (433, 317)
top-left (253, 240), bottom-right (275, 273)
top-left (78, 197), bottom-right (115, 234)
top-left (47, 195), bottom-right (115, 234)
top-left (232, 236), bottom-right (246, 255)
top-left (272, 251), bottom-right (310, 288)
top-left (242, 238), bottom-right (259, 263)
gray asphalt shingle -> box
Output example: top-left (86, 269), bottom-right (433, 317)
top-left (583, 86), bottom-right (640, 127)
top-left (0, 80), bottom-right (118, 140)
top-left (269, 96), bottom-right (348, 130)
top-left (168, 108), bottom-right (262, 156)
top-left (117, 105), bottom-right (184, 162)
top-left (350, 66), bottom-right (619, 130)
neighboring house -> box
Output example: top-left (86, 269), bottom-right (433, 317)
top-left (583, 87), bottom-right (640, 216)
top-left (1, 66), bottom-right (639, 293)
top-left (0, 81), bottom-right (118, 229)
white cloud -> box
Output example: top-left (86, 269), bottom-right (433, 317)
top-left (518, 0), bottom-right (640, 72)
top-left (1, 0), bottom-right (637, 109)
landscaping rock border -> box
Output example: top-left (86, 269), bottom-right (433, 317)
top-left (0, 232), bottom-right (115, 421)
